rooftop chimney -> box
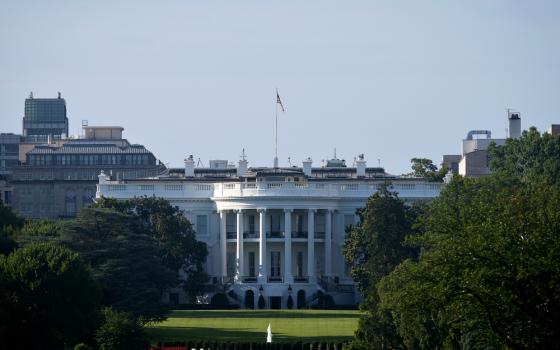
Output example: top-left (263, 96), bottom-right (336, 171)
top-left (302, 157), bottom-right (312, 177)
top-left (356, 154), bottom-right (366, 177)
top-left (184, 155), bottom-right (195, 177)
top-left (508, 110), bottom-right (521, 139)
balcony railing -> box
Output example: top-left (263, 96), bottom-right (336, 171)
top-left (267, 231), bottom-right (285, 238)
top-left (243, 231), bottom-right (259, 239)
top-left (292, 231), bottom-right (308, 238)
top-left (241, 276), bottom-right (258, 283)
top-left (315, 232), bottom-right (325, 239)
top-left (293, 276), bottom-right (309, 283)
top-left (267, 276), bottom-right (283, 283)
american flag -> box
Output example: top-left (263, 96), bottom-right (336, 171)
top-left (276, 90), bottom-right (285, 112)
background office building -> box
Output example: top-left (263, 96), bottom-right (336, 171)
top-left (10, 126), bottom-right (162, 218)
top-left (22, 92), bottom-right (69, 142)
top-left (0, 93), bottom-right (164, 217)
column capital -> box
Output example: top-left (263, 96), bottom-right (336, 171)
top-left (283, 208), bottom-right (293, 213)
top-left (234, 209), bottom-right (244, 214)
top-left (308, 208), bottom-right (317, 213)
top-left (257, 208), bottom-right (267, 213)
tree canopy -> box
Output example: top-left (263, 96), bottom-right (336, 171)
top-left (347, 128), bottom-right (560, 350)
top-left (0, 243), bottom-right (100, 349)
top-left (0, 200), bottom-right (24, 255)
top-left (93, 197), bottom-right (208, 300)
top-left (488, 126), bottom-right (560, 185)
top-left (378, 176), bottom-right (560, 349)
top-left (343, 186), bottom-right (424, 349)
top-left (408, 158), bottom-right (449, 182)
top-left (60, 207), bottom-right (177, 322)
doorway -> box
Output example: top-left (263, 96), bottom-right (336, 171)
top-left (270, 296), bottom-right (282, 309)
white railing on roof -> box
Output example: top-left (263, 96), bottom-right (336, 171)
top-left (97, 181), bottom-right (443, 200)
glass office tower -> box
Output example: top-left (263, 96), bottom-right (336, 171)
top-left (22, 93), bottom-right (69, 140)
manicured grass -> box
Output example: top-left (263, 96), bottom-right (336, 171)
top-left (146, 309), bottom-right (361, 343)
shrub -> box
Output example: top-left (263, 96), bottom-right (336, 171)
top-left (287, 295), bottom-right (294, 309)
top-left (258, 295), bottom-right (266, 309)
top-left (95, 308), bottom-right (149, 350)
top-left (211, 293), bottom-right (230, 308)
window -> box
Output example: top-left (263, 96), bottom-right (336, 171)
top-left (296, 252), bottom-right (303, 277)
top-left (248, 215), bottom-right (255, 234)
top-left (249, 252), bottom-right (256, 277)
top-left (226, 213), bottom-right (236, 234)
top-left (316, 214), bottom-right (325, 233)
top-left (270, 214), bottom-right (280, 234)
top-left (296, 214), bottom-right (304, 233)
top-left (196, 215), bottom-right (208, 235)
top-left (271, 251), bottom-right (281, 277)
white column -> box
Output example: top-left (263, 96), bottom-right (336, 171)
top-left (258, 208), bottom-right (267, 283)
top-left (235, 209), bottom-right (244, 280)
top-left (284, 209), bottom-right (293, 283)
top-left (325, 209), bottom-right (332, 277)
top-left (220, 210), bottom-right (227, 279)
top-left (307, 209), bottom-right (316, 283)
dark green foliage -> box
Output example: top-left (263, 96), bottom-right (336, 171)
top-left (287, 294), bottom-right (294, 309)
top-left (211, 292), bottom-right (230, 307)
top-left (408, 158), bottom-right (449, 182)
top-left (488, 126), bottom-right (560, 185)
top-left (378, 177), bottom-right (560, 349)
top-left (74, 343), bottom-right (95, 350)
top-left (94, 197), bottom-right (208, 301)
top-left (315, 292), bottom-right (335, 309)
top-left (258, 294), bottom-right (266, 309)
top-left (297, 290), bottom-right (306, 309)
top-left (95, 307), bottom-right (149, 350)
top-left (343, 185), bottom-right (422, 349)
top-left (0, 243), bottom-right (100, 349)
top-left (0, 200), bottom-right (24, 255)
top-left (61, 207), bottom-right (177, 322)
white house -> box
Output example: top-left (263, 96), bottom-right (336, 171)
top-left (96, 154), bottom-right (442, 309)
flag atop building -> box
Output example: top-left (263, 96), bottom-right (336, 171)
top-left (276, 90), bottom-right (285, 112)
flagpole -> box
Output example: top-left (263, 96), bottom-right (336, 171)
top-left (275, 103), bottom-right (278, 160)
top-left (274, 89), bottom-right (279, 168)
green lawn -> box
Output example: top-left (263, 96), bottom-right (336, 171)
top-left (146, 310), bottom-right (361, 343)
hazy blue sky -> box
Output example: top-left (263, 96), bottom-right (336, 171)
top-left (1, 1), bottom-right (559, 174)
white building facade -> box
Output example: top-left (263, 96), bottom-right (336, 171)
top-left (96, 155), bottom-right (443, 309)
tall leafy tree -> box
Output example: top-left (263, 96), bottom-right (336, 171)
top-left (93, 197), bottom-right (208, 301)
top-left (488, 126), bottom-right (560, 185)
top-left (408, 158), bottom-right (449, 182)
top-left (343, 186), bottom-right (423, 350)
top-left (378, 176), bottom-right (560, 349)
top-left (0, 243), bottom-right (100, 349)
top-left (60, 207), bottom-right (177, 322)
top-left (0, 200), bottom-right (24, 255)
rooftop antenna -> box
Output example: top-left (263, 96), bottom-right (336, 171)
top-left (241, 148), bottom-right (247, 161)
top-left (334, 148), bottom-right (337, 159)
top-left (58, 91), bottom-right (61, 99)
top-left (378, 158), bottom-right (381, 167)
top-left (196, 157), bottom-right (203, 167)
top-left (29, 91), bottom-right (33, 99)
top-left (288, 157), bottom-right (292, 166)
